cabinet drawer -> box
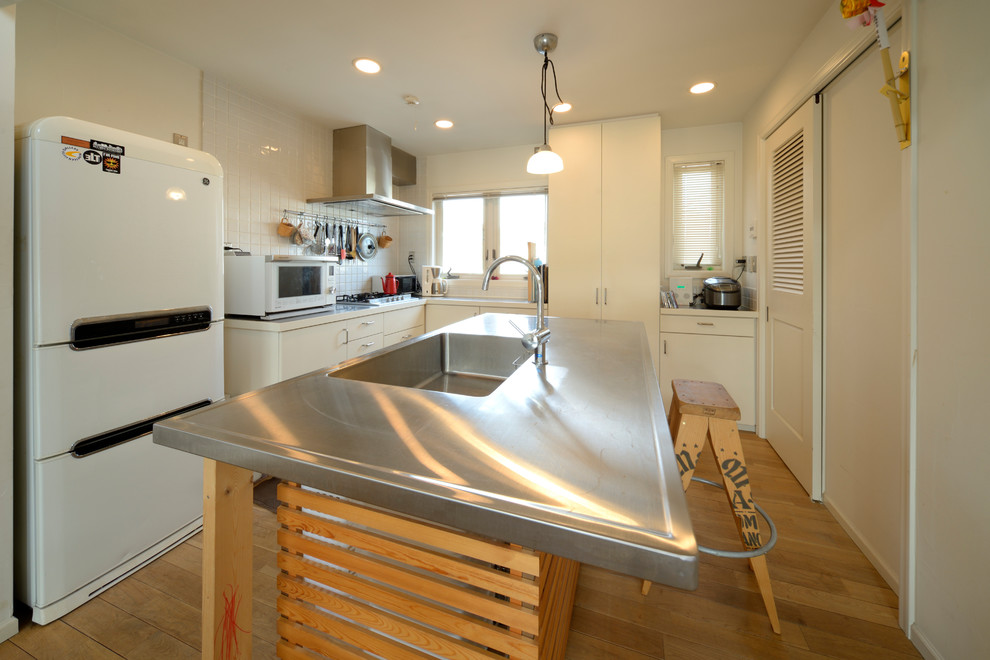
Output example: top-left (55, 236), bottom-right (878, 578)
top-left (347, 332), bottom-right (384, 359)
top-left (346, 313), bottom-right (383, 340)
top-left (384, 325), bottom-right (424, 348)
top-left (384, 306), bottom-right (425, 334)
top-left (661, 314), bottom-right (755, 337)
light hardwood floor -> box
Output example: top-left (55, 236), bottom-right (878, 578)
top-left (1, 432), bottom-right (920, 659)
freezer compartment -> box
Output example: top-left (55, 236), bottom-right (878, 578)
top-left (27, 322), bottom-right (223, 461)
top-left (18, 120), bottom-right (224, 347)
top-left (20, 433), bottom-right (204, 623)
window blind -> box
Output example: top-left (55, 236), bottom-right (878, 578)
top-left (672, 160), bottom-right (725, 268)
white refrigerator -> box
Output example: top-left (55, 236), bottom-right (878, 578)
top-left (14, 117), bottom-right (224, 624)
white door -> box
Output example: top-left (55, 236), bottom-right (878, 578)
top-left (764, 98), bottom-right (822, 497)
top-left (601, 116), bottom-right (662, 371)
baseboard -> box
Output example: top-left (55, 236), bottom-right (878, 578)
top-left (822, 495), bottom-right (900, 595)
top-left (0, 614), bottom-right (18, 644)
top-left (909, 624), bottom-right (944, 660)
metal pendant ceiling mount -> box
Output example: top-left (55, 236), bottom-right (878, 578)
top-left (533, 32), bottom-right (558, 56)
top-left (526, 32), bottom-right (566, 174)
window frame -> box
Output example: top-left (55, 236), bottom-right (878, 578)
top-left (664, 150), bottom-right (736, 277)
top-left (434, 187), bottom-right (548, 280)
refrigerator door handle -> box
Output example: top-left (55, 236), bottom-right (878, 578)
top-left (70, 398), bottom-right (213, 457)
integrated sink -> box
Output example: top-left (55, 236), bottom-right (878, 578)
top-left (328, 332), bottom-right (530, 397)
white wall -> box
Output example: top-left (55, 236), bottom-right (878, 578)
top-left (911, 1), bottom-right (990, 657)
top-left (1, 2), bottom-right (18, 645)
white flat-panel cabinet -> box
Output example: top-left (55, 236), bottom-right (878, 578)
top-left (658, 311), bottom-right (757, 429)
top-left (425, 304), bottom-right (478, 333)
top-left (548, 116), bottom-right (662, 372)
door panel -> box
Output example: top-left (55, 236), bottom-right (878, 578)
top-left (547, 123), bottom-right (602, 320)
top-left (764, 98), bottom-right (821, 497)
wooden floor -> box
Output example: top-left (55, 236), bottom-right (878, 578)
top-left (1, 432), bottom-right (920, 659)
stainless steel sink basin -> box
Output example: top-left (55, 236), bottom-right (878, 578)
top-left (328, 333), bottom-right (530, 397)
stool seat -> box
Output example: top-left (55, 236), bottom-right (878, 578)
top-left (671, 379), bottom-right (741, 421)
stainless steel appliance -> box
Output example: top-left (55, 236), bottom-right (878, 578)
top-left (224, 254), bottom-right (337, 319)
top-left (421, 265), bottom-right (448, 297)
top-left (703, 277), bottom-right (741, 309)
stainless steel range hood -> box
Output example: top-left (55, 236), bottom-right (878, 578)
top-left (307, 125), bottom-right (432, 217)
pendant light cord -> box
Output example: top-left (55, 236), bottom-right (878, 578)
top-left (540, 52), bottom-right (566, 143)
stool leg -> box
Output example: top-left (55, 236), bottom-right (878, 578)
top-left (708, 418), bottom-right (781, 634)
top-left (671, 414), bottom-right (710, 491)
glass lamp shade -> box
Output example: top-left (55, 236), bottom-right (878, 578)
top-left (526, 144), bottom-right (564, 174)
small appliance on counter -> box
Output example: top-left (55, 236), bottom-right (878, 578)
top-left (421, 265), bottom-right (448, 297)
top-left (702, 276), bottom-right (742, 309)
top-left (669, 276), bottom-right (694, 307)
top-left (225, 254), bottom-right (338, 319)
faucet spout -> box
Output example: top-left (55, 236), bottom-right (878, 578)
top-left (483, 255), bottom-right (549, 365)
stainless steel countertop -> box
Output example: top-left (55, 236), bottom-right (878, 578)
top-left (154, 314), bottom-right (698, 589)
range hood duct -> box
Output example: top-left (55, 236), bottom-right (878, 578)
top-left (307, 125), bottom-right (432, 217)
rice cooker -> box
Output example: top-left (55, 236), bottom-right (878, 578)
top-left (703, 277), bottom-right (741, 310)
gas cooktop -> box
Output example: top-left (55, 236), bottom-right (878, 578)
top-left (336, 292), bottom-right (414, 306)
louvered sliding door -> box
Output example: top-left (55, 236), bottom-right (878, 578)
top-left (764, 97), bottom-right (822, 498)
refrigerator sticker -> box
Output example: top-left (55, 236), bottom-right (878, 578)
top-left (102, 155), bottom-right (121, 174)
top-left (82, 150), bottom-right (103, 165)
top-left (61, 146), bottom-right (82, 161)
top-left (90, 139), bottom-right (125, 156)
top-left (61, 136), bottom-right (90, 149)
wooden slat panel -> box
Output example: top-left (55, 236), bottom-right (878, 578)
top-left (278, 617), bottom-right (419, 660)
top-left (278, 506), bottom-right (539, 604)
top-left (278, 483), bottom-right (539, 574)
top-left (279, 574), bottom-right (506, 660)
top-left (278, 553), bottom-right (537, 660)
top-left (277, 638), bottom-right (362, 660)
top-left (278, 528), bottom-right (539, 635)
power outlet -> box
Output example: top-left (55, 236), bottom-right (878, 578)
top-left (746, 255), bottom-right (757, 273)
top-left (408, 250), bottom-right (416, 262)
top-left (172, 133), bottom-right (188, 146)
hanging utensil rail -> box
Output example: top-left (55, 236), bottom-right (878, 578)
top-left (282, 209), bottom-right (388, 231)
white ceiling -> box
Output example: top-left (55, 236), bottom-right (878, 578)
top-left (48, 0), bottom-right (832, 156)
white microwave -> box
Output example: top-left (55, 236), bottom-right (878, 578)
top-left (225, 254), bottom-right (337, 319)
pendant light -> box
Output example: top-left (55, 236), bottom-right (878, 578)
top-left (526, 33), bottom-right (568, 174)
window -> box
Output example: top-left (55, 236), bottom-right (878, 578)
top-left (435, 190), bottom-right (547, 277)
top-left (666, 152), bottom-right (734, 274)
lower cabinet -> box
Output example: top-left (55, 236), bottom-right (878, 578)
top-left (425, 303), bottom-right (538, 333)
top-left (345, 313), bottom-right (384, 359)
top-left (384, 306), bottom-right (426, 347)
top-left (659, 311), bottom-right (757, 429)
top-left (224, 320), bottom-right (347, 396)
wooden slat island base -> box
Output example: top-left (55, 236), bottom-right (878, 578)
top-left (202, 460), bottom-right (581, 660)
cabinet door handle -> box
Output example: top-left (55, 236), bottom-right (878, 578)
top-left (663, 339), bottom-right (667, 355)
top-left (361, 320), bottom-right (376, 326)
top-left (604, 288), bottom-right (608, 305)
top-left (697, 322), bottom-right (714, 326)
top-left (595, 288), bottom-right (599, 305)
top-left (361, 341), bottom-right (376, 348)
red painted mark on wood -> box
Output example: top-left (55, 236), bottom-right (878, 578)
top-left (217, 584), bottom-right (249, 659)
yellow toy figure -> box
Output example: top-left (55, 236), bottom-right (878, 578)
top-left (840, 0), bottom-right (885, 26)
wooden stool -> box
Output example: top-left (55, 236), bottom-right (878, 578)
top-left (642, 379), bottom-right (781, 634)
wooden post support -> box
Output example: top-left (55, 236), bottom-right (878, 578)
top-left (202, 459), bottom-right (254, 660)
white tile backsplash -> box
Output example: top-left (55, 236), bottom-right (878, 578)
top-left (203, 74), bottom-right (409, 296)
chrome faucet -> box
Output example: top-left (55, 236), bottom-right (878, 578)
top-left (482, 255), bottom-right (550, 365)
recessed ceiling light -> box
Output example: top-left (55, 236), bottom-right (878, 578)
top-left (434, 119), bottom-right (454, 129)
top-left (353, 58), bottom-right (381, 74)
top-left (552, 102), bottom-right (572, 113)
top-left (690, 82), bottom-right (716, 94)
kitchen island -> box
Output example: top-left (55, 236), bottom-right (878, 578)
top-left (154, 314), bottom-right (696, 659)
